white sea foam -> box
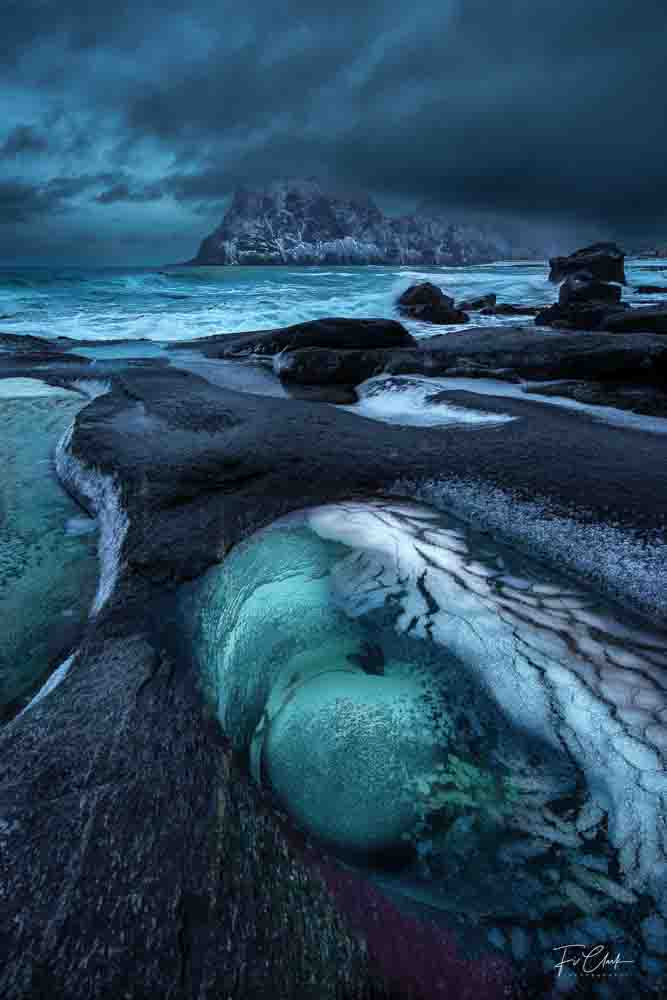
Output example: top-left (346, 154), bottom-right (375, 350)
top-left (71, 378), bottom-right (112, 400)
top-left (55, 423), bottom-right (129, 614)
top-left (17, 653), bottom-right (77, 718)
top-left (343, 375), bottom-right (516, 428)
top-left (416, 376), bottom-right (667, 435)
top-left (65, 515), bottom-right (98, 536)
top-left (0, 258), bottom-right (663, 344)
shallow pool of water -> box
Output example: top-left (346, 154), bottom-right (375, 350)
top-left (0, 386), bottom-right (98, 718)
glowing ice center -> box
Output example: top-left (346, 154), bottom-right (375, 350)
top-left (188, 499), bottom-right (667, 927)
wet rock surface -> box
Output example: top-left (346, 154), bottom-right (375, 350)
top-left (2, 337), bottom-right (667, 999)
top-left (605, 307), bottom-right (667, 334)
top-left (396, 283), bottom-right (469, 324)
top-left (457, 293), bottom-right (497, 311)
top-left (523, 380), bottom-right (667, 417)
top-left (548, 241), bottom-right (626, 284)
top-left (170, 316), bottom-right (416, 358)
top-left (535, 270), bottom-right (627, 331)
top-left (558, 272), bottom-right (622, 307)
top-left (479, 303), bottom-right (543, 316)
top-left (537, 260), bottom-right (667, 333)
top-left (274, 327), bottom-right (667, 386)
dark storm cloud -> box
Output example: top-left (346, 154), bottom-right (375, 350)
top-left (2, 0), bottom-right (667, 261)
top-left (1, 125), bottom-right (49, 157)
top-left (96, 180), bottom-right (164, 204)
top-left (0, 175), bottom-right (114, 223)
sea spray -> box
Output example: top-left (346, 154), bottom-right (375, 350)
top-left (55, 423), bottom-right (129, 614)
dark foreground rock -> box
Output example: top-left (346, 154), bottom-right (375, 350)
top-left (275, 327), bottom-right (667, 386)
top-left (605, 307), bottom-right (667, 334)
top-left (524, 380), bottom-right (667, 417)
top-left (1, 367), bottom-right (525, 1000)
top-left (275, 346), bottom-right (426, 384)
top-left (558, 272), bottom-right (622, 307)
top-left (479, 303), bottom-right (543, 316)
top-left (0, 331), bottom-right (89, 369)
top-left (548, 241), bottom-right (626, 284)
top-left (535, 301), bottom-right (629, 331)
top-left (535, 272), bottom-right (627, 331)
top-left (170, 317), bottom-right (416, 358)
top-left (1, 363), bottom-right (667, 1000)
top-left (396, 283), bottom-right (469, 324)
top-left (457, 293), bottom-right (497, 311)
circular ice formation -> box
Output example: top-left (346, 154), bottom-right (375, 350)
top-left (258, 665), bottom-right (442, 854)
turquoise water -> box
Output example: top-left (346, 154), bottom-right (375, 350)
top-left (0, 385), bottom-right (98, 718)
top-left (1, 259), bottom-right (665, 344)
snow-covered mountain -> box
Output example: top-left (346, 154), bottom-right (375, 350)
top-left (190, 179), bottom-right (519, 266)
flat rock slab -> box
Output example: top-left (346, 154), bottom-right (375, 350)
top-left (524, 380), bottom-right (667, 417)
top-left (605, 307), bottom-right (667, 334)
top-left (170, 317), bottom-right (416, 358)
top-left (275, 327), bottom-right (667, 384)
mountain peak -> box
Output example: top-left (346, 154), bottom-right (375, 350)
top-left (192, 180), bottom-right (516, 266)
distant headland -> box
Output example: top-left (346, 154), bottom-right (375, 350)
top-left (188, 178), bottom-right (543, 267)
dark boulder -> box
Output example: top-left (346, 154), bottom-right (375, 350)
top-left (536, 274), bottom-right (626, 330)
top-left (549, 242), bottom-right (626, 284)
top-left (274, 346), bottom-right (428, 385)
top-left (0, 331), bottom-right (90, 368)
top-left (282, 383), bottom-right (360, 404)
top-left (430, 361), bottom-right (522, 382)
top-left (535, 301), bottom-right (629, 331)
top-left (458, 293), bottom-right (497, 311)
top-left (558, 272), bottom-right (622, 308)
top-left (170, 317), bottom-right (416, 358)
top-left (420, 327), bottom-right (667, 382)
top-left (275, 327), bottom-right (667, 386)
top-left (398, 282), bottom-right (454, 310)
top-left (396, 282), bottom-right (469, 324)
top-left (479, 303), bottom-right (542, 316)
top-left (604, 308), bottom-right (667, 334)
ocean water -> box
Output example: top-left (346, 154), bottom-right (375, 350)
top-left (1, 258), bottom-right (665, 343)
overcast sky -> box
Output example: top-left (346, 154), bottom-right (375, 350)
top-left (1, 0), bottom-right (666, 264)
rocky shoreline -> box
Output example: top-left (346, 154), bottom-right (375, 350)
top-left (1, 246), bottom-right (667, 999)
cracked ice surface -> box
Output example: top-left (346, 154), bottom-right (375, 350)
top-left (394, 476), bottom-right (667, 626)
top-left (308, 500), bottom-right (667, 913)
